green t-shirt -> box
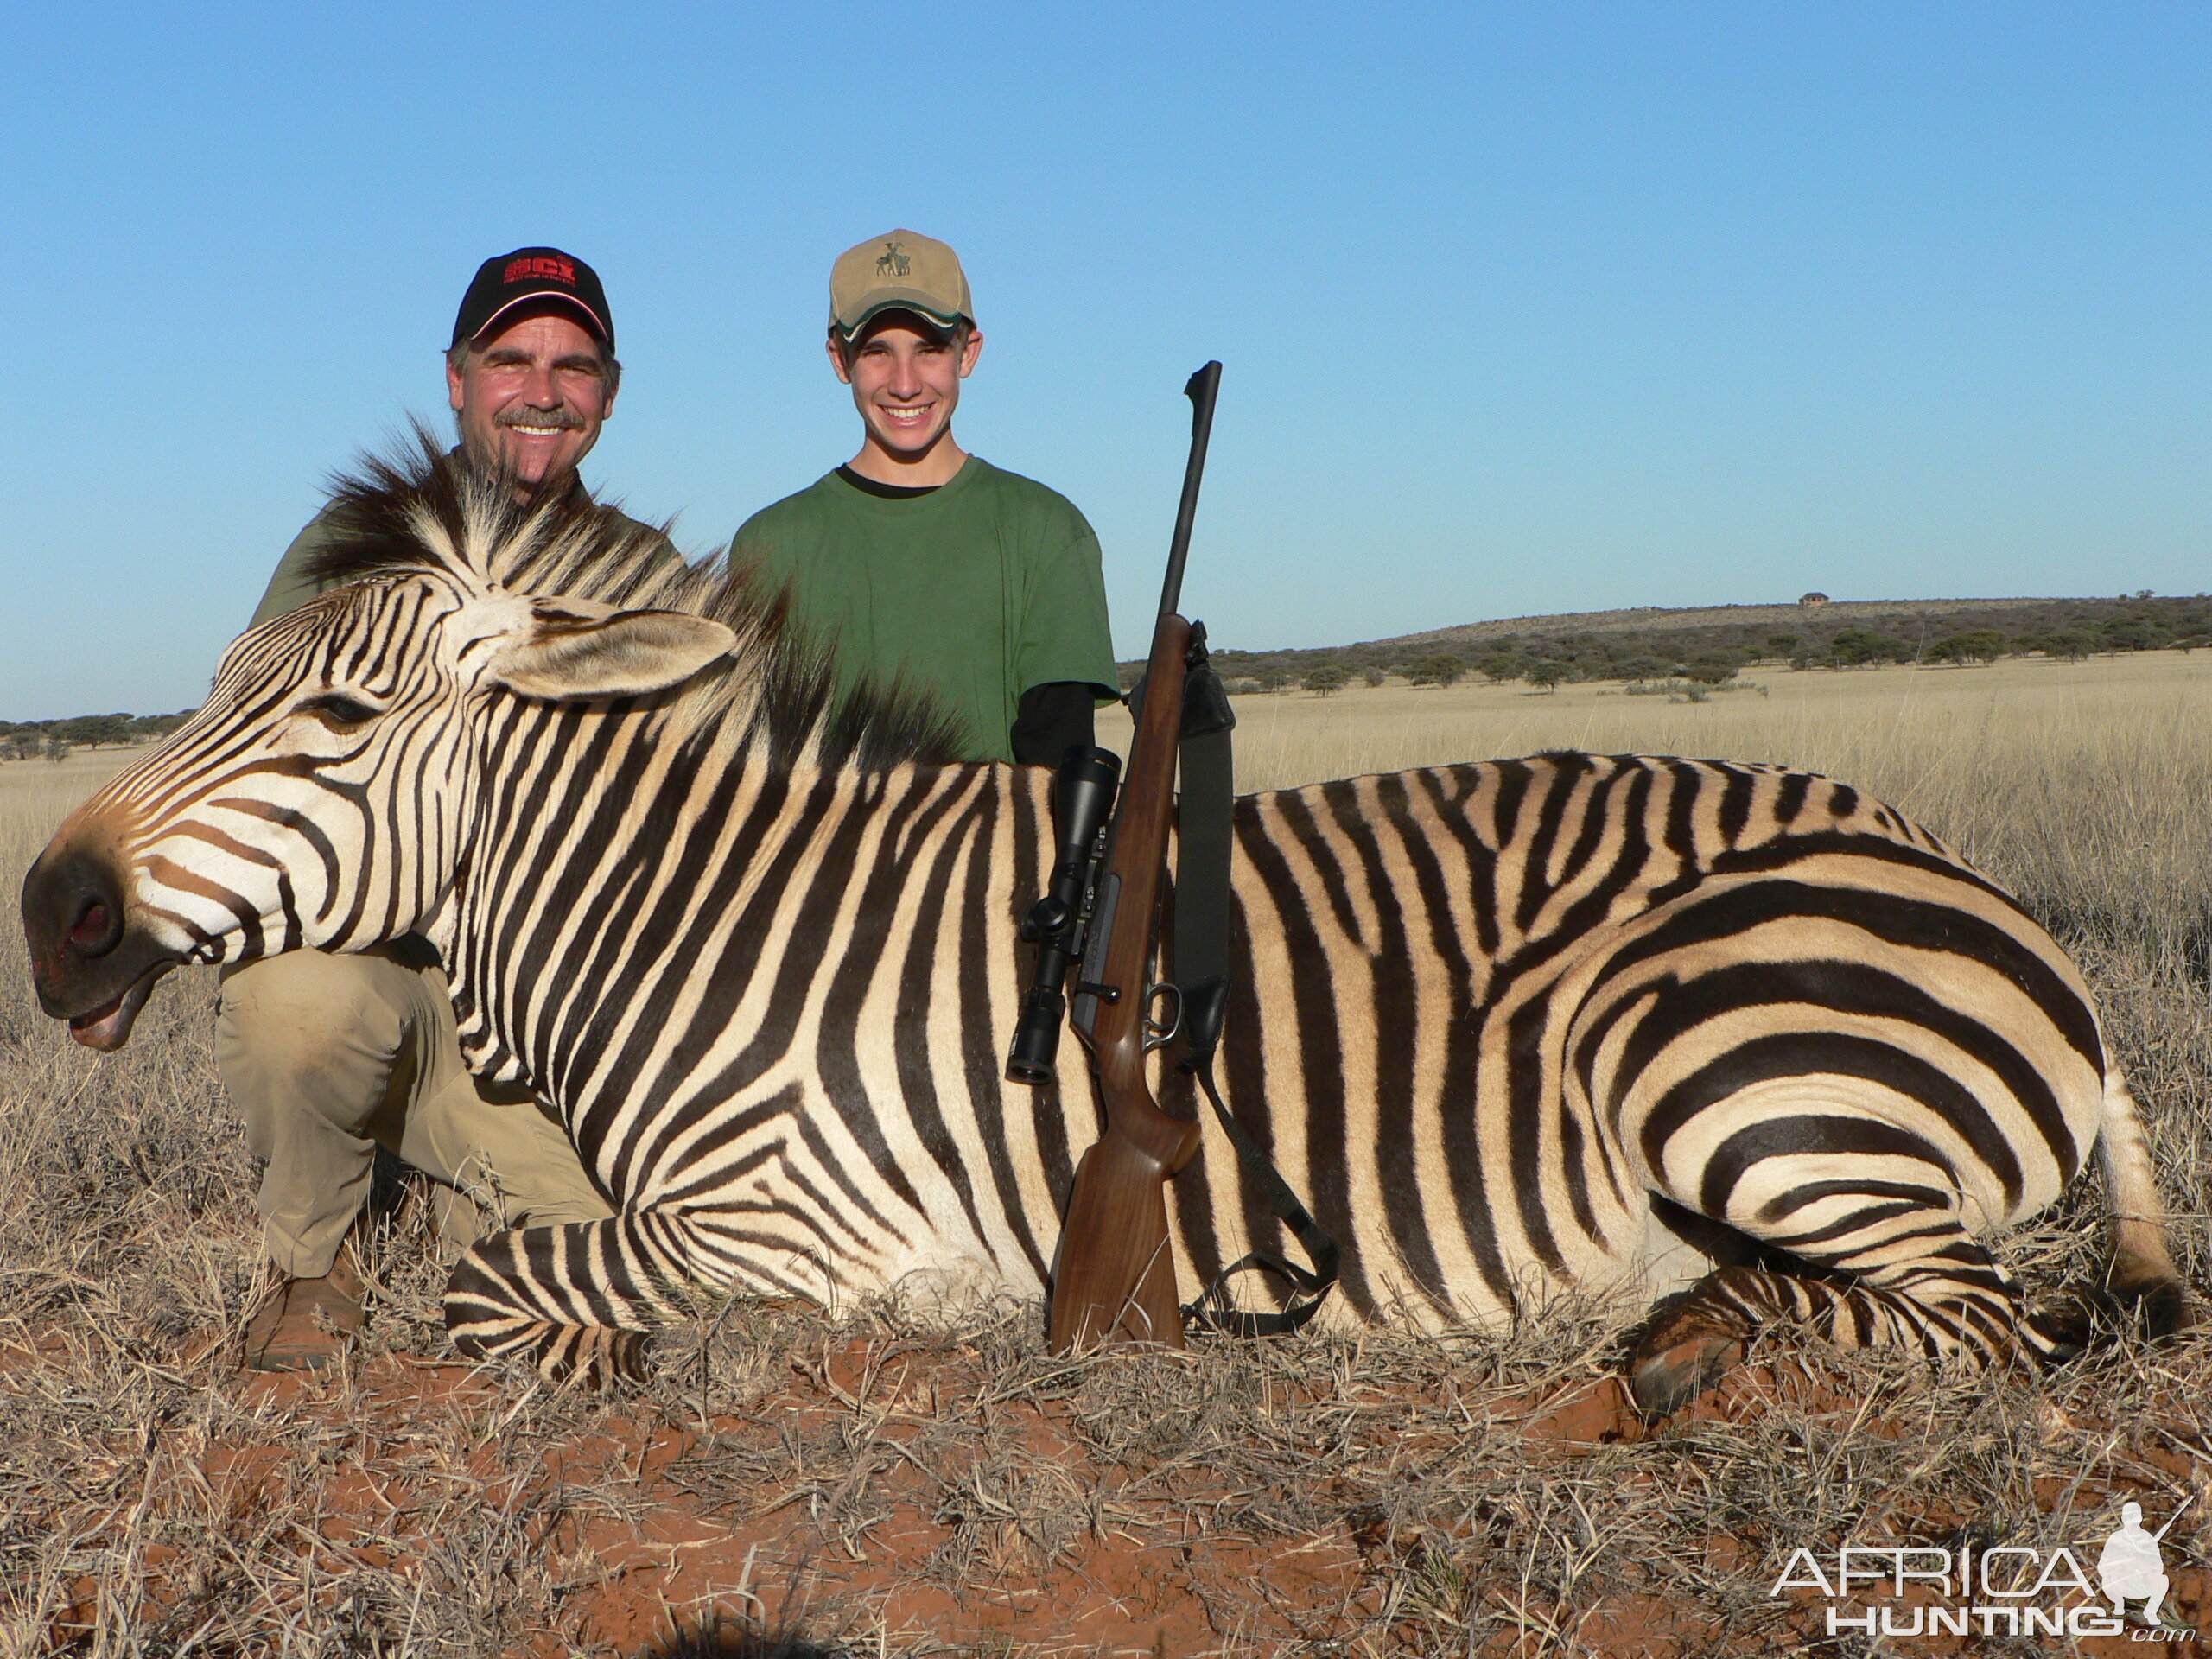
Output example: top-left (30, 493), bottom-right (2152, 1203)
top-left (250, 475), bottom-right (676, 627)
top-left (728, 457), bottom-right (1118, 764)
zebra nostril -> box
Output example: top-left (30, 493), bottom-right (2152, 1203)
top-left (66, 893), bottom-right (119, 957)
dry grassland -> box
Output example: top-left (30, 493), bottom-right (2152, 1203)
top-left (5, 656), bottom-right (2212, 1656)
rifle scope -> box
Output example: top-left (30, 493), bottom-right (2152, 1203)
top-left (1005, 747), bottom-right (1122, 1084)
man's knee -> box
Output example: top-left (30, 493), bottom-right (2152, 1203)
top-left (217, 950), bottom-right (431, 1145)
top-left (410, 1071), bottom-right (613, 1233)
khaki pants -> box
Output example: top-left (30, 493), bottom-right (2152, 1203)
top-left (215, 940), bottom-right (613, 1279)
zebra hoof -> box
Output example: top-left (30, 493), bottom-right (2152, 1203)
top-left (1628, 1300), bottom-right (1749, 1417)
top-left (1628, 1332), bottom-right (1745, 1418)
top-left (2114, 1274), bottom-right (2193, 1341)
top-left (2031, 1276), bottom-right (2190, 1364)
top-left (2025, 1294), bottom-right (2101, 1365)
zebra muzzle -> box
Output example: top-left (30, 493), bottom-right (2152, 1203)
top-left (22, 831), bottom-right (175, 1048)
top-left (64, 962), bottom-right (174, 1051)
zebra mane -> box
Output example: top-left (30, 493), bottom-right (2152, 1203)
top-left (305, 429), bottom-right (969, 772)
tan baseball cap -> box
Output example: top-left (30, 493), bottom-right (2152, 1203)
top-left (830, 229), bottom-right (974, 338)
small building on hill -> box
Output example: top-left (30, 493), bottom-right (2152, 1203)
top-left (1799, 592), bottom-right (1831, 607)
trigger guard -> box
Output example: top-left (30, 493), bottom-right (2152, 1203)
top-left (1141, 982), bottom-right (1183, 1052)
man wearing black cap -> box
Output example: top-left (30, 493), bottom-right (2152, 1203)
top-left (251, 246), bottom-right (639, 620)
top-left (225, 248), bottom-right (658, 1369)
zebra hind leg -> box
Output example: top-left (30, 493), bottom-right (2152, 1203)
top-left (1628, 1075), bottom-right (2192, 1415)
top-left (1625, 1216), bottom-right (2031, 1418)
top-left (443, 1214), bottom-right (692, 1386)
top-left (2024, 1073), bottom-right (2190, 1360)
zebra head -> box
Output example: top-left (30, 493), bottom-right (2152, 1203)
top-left (22, 443), bottom-right (734, 1051)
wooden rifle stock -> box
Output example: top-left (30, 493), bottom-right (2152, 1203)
top-left (1048, 607), bottom-right (1203, 1351)
top-left (1047, 360), bottom-right (1221, 1354)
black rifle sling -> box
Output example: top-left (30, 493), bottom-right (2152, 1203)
top-left (1183, 1063), bottom-right (1340, 1337)
top-left (1172, 626), bottom-right (1340, 1338)
top-left (1170, 626), bottom-right (1236, 1029)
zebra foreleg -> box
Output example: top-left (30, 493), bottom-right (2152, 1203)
top-left (443, 1211), bottom-right (700, 1385)
top-left (1626, 1223), bottom-right (2031, 1416)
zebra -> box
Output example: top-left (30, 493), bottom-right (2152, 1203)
top-left (22, 441), bottom-right (2185, 1410)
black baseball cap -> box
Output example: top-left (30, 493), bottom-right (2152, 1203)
top-left (451, 247), bottom-right (614, 351)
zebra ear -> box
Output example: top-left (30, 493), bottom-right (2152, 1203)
top-left (486, 600), bottom-right (737, 701)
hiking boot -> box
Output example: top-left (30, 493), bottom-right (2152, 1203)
top-left (241, 1247), bottom-right (365, 1371)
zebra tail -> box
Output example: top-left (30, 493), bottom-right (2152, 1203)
top-left (2096, 1071), bottom-right (2190, 1332)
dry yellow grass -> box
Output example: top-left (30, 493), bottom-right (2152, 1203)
top-left (0, 747), bottom-right (139, 847)
top-left (1121, 648), bottom-right (2212, 821)
top-left (3, 653), bottom-right (2209, 1655)
top-left (1117, 648), bottom-right (2212, 973)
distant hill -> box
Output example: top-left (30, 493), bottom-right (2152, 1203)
top-left (1166, 593), bottom-right (2212, 692)
top-left (1376, 594), bottom-right (2139, 649)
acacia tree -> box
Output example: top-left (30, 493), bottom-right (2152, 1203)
top-left (1408, 654), bottom-right (1465, 688)
top-left (2046, 630), bottom-right (2095, 662)
top-left (57, 714), bottom-right (131, 748)
top-left (1929, 630), bottom-right (2007, 665)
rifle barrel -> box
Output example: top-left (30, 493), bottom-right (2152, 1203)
top-left (1158, 361), bottom-right (1223, 618)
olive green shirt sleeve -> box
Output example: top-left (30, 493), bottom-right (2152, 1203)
top-left (250, 508), bottom-right (341, 628)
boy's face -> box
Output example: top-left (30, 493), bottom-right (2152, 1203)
top-left (828, 314), bottom-right (983, 461)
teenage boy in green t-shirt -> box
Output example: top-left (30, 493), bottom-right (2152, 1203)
top-left (729, 231), bottom-right (1118, 764)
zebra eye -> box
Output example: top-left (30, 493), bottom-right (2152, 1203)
top-left (299, 692), bottom-right (383, 728)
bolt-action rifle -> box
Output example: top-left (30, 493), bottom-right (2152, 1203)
top-left (1043, 361), bottom-right (1223, 1351)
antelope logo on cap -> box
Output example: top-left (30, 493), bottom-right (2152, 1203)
top-left (875, 238), bottom-right (912, 278)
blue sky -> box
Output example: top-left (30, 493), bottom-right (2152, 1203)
top-left (3, 3), bottom-right (2206, 718)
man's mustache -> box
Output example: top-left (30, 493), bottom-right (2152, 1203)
top-left (495, 406), bottom-right (587, 431)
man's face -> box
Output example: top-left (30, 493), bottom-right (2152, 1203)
top-left (828, 315), bottom-right (982, 461)
top-left (446, 309), bottom-right (617, 491)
